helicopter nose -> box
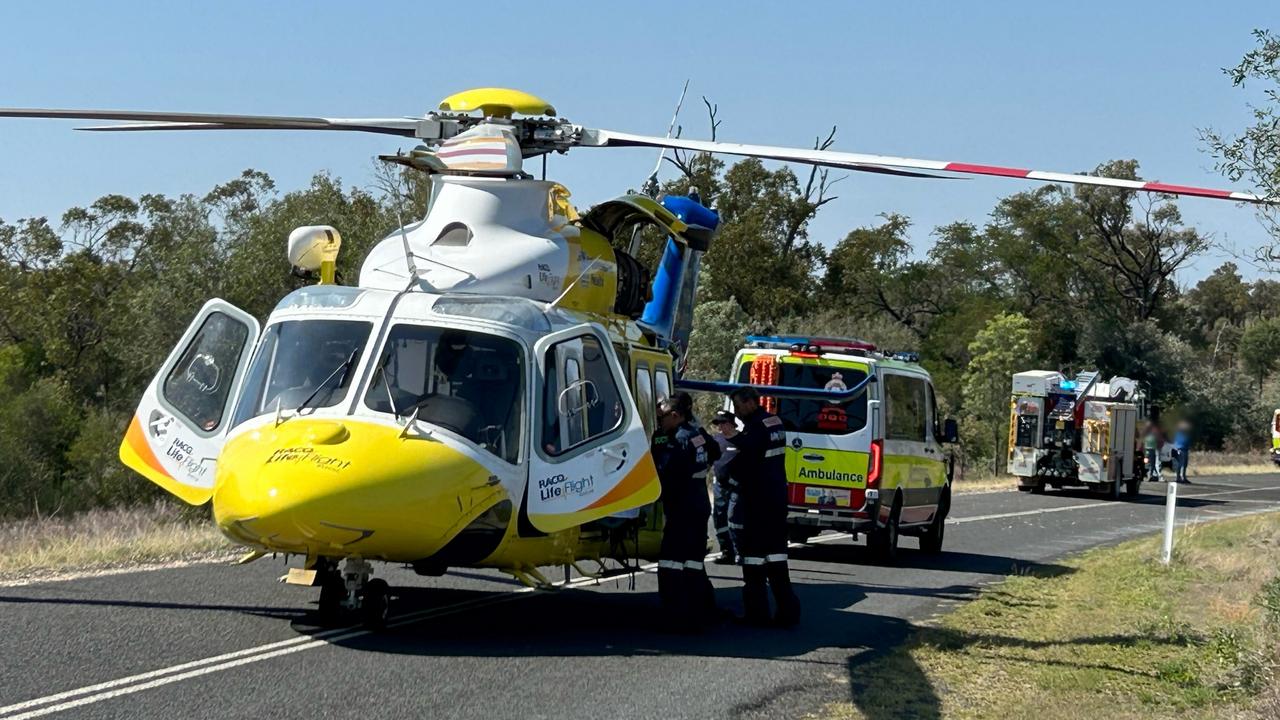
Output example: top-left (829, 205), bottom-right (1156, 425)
top-left (212, 419), bottom-right (506, 560)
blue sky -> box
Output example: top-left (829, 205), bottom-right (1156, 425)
top-left (0, 2), bottom-right (1271, 283)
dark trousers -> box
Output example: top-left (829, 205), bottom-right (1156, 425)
top-left (1173, 449), bottom-right (1190, 482)
top-left (712, 480), bottom-right (737, 557)
top-left (737, 513), bottom-right (801, 626)
top-left (658, 515), bottom-right (714, 629)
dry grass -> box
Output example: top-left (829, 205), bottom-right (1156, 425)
top-left (819, 512), bottom-right (1280, 720)
top-left (1188, 451), bottom-right (1277, 477)
top-left (950, 475), bottom-right (1018, 494)
top-left (949, 451), bottom-right (1279, 494)
top-left (0, 502), bottom-right (235, 581)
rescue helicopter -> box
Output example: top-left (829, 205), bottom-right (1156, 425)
top-left (0, 88), bottom-right (1269, 628)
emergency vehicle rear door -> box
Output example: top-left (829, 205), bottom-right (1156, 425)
top-left (119, 299), bottom-right (260, 505)
top-left (881, 370), bottom-right (941, 523)
top-left (527, 324), bottom-right (659, 533)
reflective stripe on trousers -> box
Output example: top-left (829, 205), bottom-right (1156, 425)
top-left (741, 554), bottom-right (788, 566)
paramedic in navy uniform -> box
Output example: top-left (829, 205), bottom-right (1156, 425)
top-left (725, 386), bottom-right (801, 627)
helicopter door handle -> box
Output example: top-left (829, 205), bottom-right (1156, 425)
top-left (601, 446), bottom-right (628, 470)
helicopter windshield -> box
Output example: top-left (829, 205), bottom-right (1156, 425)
top-left (365, 325), bottom-right (525, 464)
top-left (232, 319), bottom-right (373, 427)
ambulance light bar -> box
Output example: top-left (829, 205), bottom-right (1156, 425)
top-left (676, 374), bottom-right (876, 401)
top-left (745, 334), bottom-right (878, 354)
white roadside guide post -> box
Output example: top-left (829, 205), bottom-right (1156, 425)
top-left (1161, 477), bottom-right (1178, 565)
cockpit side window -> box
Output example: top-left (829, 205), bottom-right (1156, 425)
top-left (365, 325), bottom-right (524, 464)
top-left (232, 319), bottom-right (371, 428)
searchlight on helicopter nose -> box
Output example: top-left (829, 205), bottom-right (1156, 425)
top-left (288, 225), bottom-right (342, 284)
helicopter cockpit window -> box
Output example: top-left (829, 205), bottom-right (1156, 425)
top-left (231, 319), bottom-right (371, 427)
top-left (541, 335), bottom-right (625, 457)
top-left (364, 325), bottom-right (524, 464)
top-left (162, 311), bottom-right (251, 433)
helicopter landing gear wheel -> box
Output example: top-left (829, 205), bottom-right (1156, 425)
top-left (361, 578), bottom-right (391, 630)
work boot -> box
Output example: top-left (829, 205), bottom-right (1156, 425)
top-left (712, 551), bottom-right (737, 565)
top-left (740, 563), bottom-right (771, 625)
top-left (688, 568), bottom-right (722, 625)
top-left (766, 561), bottom-right (801, 628)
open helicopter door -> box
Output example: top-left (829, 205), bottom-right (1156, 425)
top-left (527, 324), bottom-right (659, 533)
top-left (119, 299), bottom-right (259, 505)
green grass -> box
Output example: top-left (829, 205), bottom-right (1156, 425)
top-left (0, 502), bottom-right (236, 580)
top-left (818, 512), bottom-right (1280, 720)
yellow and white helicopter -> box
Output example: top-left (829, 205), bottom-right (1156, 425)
top-left (0, 88), bottom-right (1268, 627)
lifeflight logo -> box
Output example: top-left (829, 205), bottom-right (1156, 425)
top-left (538, 473), bottom-right (595, 502)
top-left (798, 467), bottom-right (864, 484)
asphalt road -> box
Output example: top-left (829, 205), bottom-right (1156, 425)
top-left (3, 475), bottom-right (1279, 720)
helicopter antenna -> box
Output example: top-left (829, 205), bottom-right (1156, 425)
top-left (545, 257), bottom-right (602, 311)
top-left (392, 192), bottom-right (419, 280)
top-left (640, 79), bottom-right (689, 197)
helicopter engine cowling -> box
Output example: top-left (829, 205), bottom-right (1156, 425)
top-left (640, 195), bottom-right (720, 357)
top-left (358, 177), bottom-right (619, 316)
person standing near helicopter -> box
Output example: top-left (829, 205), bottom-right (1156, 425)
top-left (724, 386), bottom-right (801, 627)
top-left (651, 392), bottom-right (719, 631)
top-left (709, 410), bottom-right (741, 565)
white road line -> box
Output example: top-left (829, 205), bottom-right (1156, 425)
top-left (0, 557), bottom-right (665, 719)
top-left (6, 484), bottom-right (1277, 717)
top-left (948, 484), bottom-right (1280, 525)
top-left (0, 556), bottom-right (237, 589)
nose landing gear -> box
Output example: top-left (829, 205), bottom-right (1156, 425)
top-left (316, 557), bottom-right (391, 629)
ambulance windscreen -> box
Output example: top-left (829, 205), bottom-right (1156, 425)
top-left (736, 362), bottom-right (869, 435)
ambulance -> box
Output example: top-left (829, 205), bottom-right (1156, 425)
top-left (1271, 409), bottom-right (1280, 466)
top-left (724, 336), bottom-right (957, 562)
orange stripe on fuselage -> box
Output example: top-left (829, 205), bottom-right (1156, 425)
top-left (124, 415), bottom-right (172, 480)
top-left (586, 453), bottom-right (658, 510)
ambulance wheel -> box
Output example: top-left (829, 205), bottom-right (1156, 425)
top-left (919, 490), bottom-right (949, 554)
top-left (1030, 482), bottom-right (1046, 494)
top-left (868, 500), bottom-right (901, 563)
top-left (361, 579), bottom-right (390, 630)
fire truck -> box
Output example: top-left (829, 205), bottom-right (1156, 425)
top-left (1008, 370), bottom-right (1144, 497)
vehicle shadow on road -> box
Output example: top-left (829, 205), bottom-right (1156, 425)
top-left (790, 542), bottom-right (1076, 579)
top-left (1047, 486), bottom-right (1231, 508)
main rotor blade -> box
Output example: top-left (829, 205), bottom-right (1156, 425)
top-left (582, 129), bottom-right (1270, 204)
top-left (0, 108), bottom-right (422, 136)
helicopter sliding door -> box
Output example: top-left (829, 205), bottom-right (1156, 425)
top-left (119, 299), bottom-right (260, 505)
top-left (526, 324), bottom-right (659, 533)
